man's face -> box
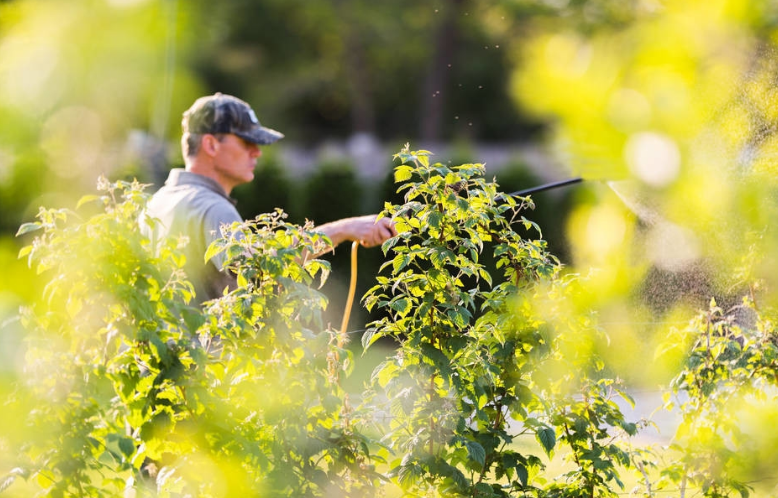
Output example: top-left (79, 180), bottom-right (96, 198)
top-left (212, 134), bottom-right (262, 189)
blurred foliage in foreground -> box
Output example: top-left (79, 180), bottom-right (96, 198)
top-left (4, 149), bottom-right (778, 497)
top-left (4, 154), bottom-right (627, 496)
top-left (510, 0), bottom-right (778, 385)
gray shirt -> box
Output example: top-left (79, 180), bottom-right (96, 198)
top-left (142, 169), bottom-right (240, 303)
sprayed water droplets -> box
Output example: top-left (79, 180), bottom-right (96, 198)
top-left (647, 222), bottom-right (700, 272)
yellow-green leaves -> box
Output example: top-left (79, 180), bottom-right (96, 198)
top-left (393, 143), bottom-right (433, 170)
top-left (657, 298), bottom-right (778, 495)
top-left (11, 179), bottom-right (381, 497)
top-left (361, 146), bottom-right (636, 496)
top-left (10, 149), bottom-right (649, 497)
top-left (394, 164), bottom-right (414, 183)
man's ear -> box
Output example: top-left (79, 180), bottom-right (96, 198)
top-left (201, 134), bottom-right (220, 156)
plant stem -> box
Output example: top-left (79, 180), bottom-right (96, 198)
top-left (429, 306), bottom-right (436, 456)
top-left (637, 460), bottom-right (652, 496)
top-left (562, 420), bottom-right (582, 469)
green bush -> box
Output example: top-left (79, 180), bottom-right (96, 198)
top-left (7, 147), bottom-right (776, 497)
top-left (9, 178), bottom-right (379, 497)
top-left (362, 146), bottom-right (637, 497)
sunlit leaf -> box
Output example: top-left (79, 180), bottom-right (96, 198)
top-left (15, 222), bottom-right (41, 236)
top-left (76, 195), bottom-right (101, 209)
top-left (392, 253), bottom-right (410, 274)
top-left (394, 165), bottom-right (414, 183)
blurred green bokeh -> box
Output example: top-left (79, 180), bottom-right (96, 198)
top-left (512, 0), bottom-right (778, 386)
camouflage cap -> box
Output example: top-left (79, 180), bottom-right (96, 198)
top-left (182, 93), bottom-right (284, 145)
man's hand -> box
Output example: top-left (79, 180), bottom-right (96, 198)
top-left (349, 214), bottom-right (397, 247)
top-left (316, 214), bottom-right (398, 252)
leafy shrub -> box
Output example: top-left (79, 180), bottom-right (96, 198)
top-left (4, 146), bottom-right (671, 498)
top-left (361, 145), bottom-right (639, 497)
top-left (654, 298), bottom-right (778, 498)
top-left (9, 178), bottom-right (378, 497)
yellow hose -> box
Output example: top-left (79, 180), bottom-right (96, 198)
top-left (338, 241), bottom-right (359, 347)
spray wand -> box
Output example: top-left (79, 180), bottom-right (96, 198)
top-left (505, 176), bottom-right (584, 198)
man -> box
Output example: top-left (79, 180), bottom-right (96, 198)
top-left (143, 93), bottom-right (396, 303)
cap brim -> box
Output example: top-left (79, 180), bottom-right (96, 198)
top-left (236, 126), bottom-right (285, 145)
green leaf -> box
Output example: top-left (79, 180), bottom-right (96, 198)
top-left (390, 298), bottom-right (412, 316)
top-left (448, 307), bottom-right (472, 328)
top-left (397, 464), bottom-right (422, 489)
top-left (118, 437), bottom-right (135, 457)
top-left (181, 307), bottom-right (204, 333)
top-left (0, 468), bottom-right (26, 493)
top-left (15, 222), bottom-right (41, 237)
top-left (420, 343), bottom-right (451, 376)
top-left (536, 427), bottom-right (556, 455)
top-left (17, 245), bottom-right (32, 259)
top-left (429, 248), bottom-right (455, 268)
top-left (615, 386), bottom-right (635, 409)
top-left (428, 210), bottom-right (443, 229)
top-left (381, 235), bottom-right (400, 254)
top-left (392, 254), bottom-right (410, 274)
top-left (149, 334), bottom-right (171, 367)
top-left (204, 241), bottom-right (225, 263)
top-left (621, 421), bottom-right (638, 436)
top-left (372, 360), bottom-right (399, 387)
top-left (361, 327), bottom-right (382, 350)
top-left (466, 441), bottom-right (486, 467)
top-left (474, 482), bottom-right (494, 496)
top-left (730, 480), bottom-right (752, 498)
top-left (478, 268), bottom-right (493, 287)
top-left (516, 464), bottom-right (529, 486)
top-left (394, 165), bottom-right (414, 183)
top-left (76, 194), bottom-right (101, 209)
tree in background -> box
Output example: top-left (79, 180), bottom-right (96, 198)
top-left (181, 0), bottom-right (544, 143)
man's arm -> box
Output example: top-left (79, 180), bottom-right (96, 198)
top-left (314, 214), bottom-right (397, 255)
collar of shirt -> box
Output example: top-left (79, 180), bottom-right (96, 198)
top-left (166, 169), bottom-right (238, 206)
